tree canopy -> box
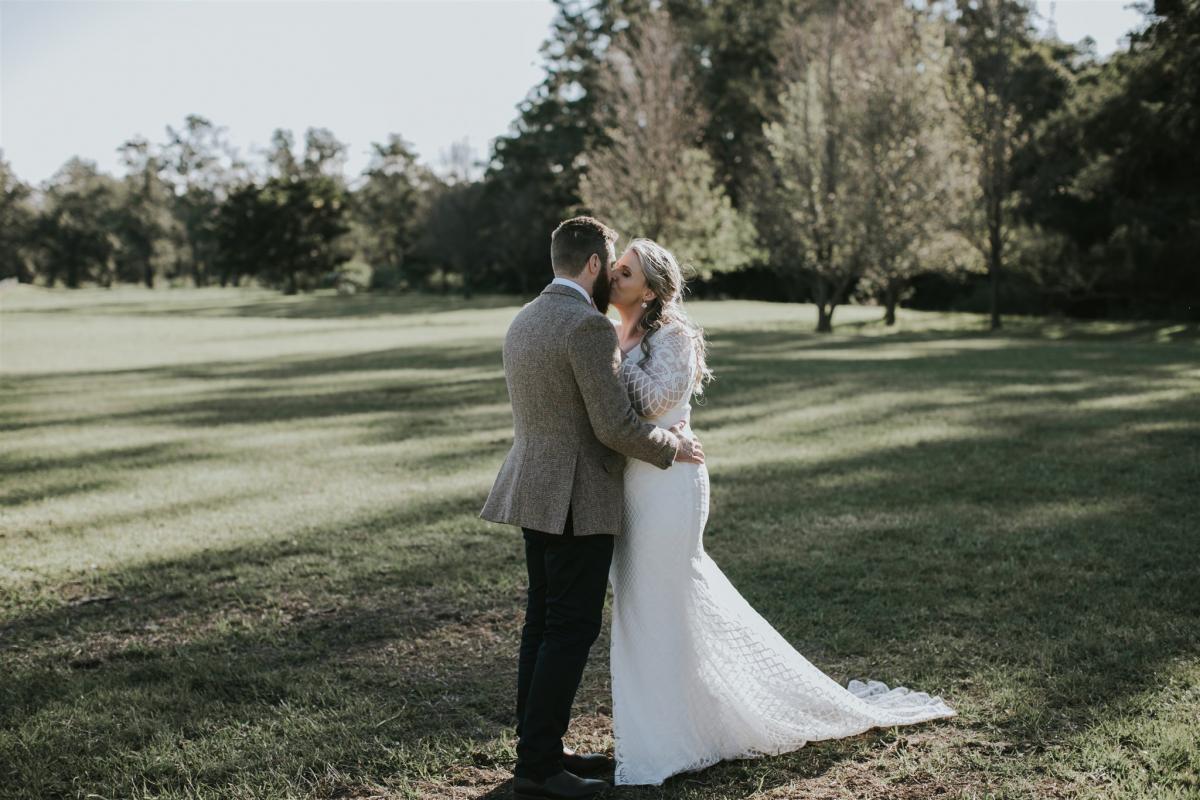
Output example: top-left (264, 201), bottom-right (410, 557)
top-left (1, 0), bottom-right (1194, 325)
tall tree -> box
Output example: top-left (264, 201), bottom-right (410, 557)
top-left (352, 135), bottom-right (434, 289)
top-left (426, 141), bottom-right (487, 297)
top-left (424, 182), bottom-right (486, 298)
top-left (214, 128), bottom-right (352, 293)
top-left (665, 0), bottom-right (792, 208)
top-left (763, 0), bottom-right (874, 332)
top-left (850, 4), bottom-right (980, 324)
top-left (944, 0), bottom-right (1068, 328)
top-left (34, 158), bottom-right (122, 288)
top-left (114, 137), bottom-right (175, 287)
top-left (263, 175), bottom-right (351, 294)
top-left (301, 127), bottom-right (348, 180)
top-left (0, 152), bottom-right (36, 283)
top-left (213, 181), bottom-right (269, 289)
top-left (1019, 0), bottom-right (1199, 318)
top-left (161, 115), bottom-right (241, 286)
top-left (483, 0), bottom-right (616, 293)
top-left (580, 7), bottom-right (758, 277)
top-left (266, 128), bottom-right (301, 180)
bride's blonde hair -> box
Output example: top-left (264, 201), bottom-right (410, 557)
top-left (625, 238), bottom-right (714, 397)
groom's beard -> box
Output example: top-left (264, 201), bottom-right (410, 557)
top-left (592, 270), bottom-right (611, 314)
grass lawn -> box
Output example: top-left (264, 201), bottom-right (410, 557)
top-left (1, 285), bottom-right (1197, 800)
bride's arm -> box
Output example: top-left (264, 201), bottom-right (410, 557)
top-left (618, 322), bottom-right (697, 418)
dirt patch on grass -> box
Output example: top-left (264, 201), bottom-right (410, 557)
top-left (408, 766), bottom-right (516, 800)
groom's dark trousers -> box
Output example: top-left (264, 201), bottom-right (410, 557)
top-left (515, 504), bottom-right (614, 781)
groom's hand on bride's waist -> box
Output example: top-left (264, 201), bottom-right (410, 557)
top-left (669, 420), bottom-right (704, 464)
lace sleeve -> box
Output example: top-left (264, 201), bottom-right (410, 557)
top-left (618, 322), bottom-right (698, 418)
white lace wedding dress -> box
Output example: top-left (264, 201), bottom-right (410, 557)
top-left (608, 319), bottom-right (956, 786)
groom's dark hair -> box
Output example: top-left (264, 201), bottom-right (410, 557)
top-left (551, 216), bottom-right (617, 277)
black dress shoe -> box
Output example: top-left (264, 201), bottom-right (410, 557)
top-left (562, 748), bottom-right (614, 777)
top-left (513, 769), bottom-right (610, 799)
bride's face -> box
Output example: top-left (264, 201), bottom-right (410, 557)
top-left (610, 250), bottom-right (656, 312)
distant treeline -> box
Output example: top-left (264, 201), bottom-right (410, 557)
top-left (1, 0), bottom-right (1196, 330)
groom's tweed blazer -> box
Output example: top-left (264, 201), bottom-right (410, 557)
top-left (480, 283), bottom-right (678, 537)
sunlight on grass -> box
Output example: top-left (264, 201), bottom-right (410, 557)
top-left (1, 288), bottom-right (1197, 799)
top-left (1076, 386), bottom-right (1196, 410)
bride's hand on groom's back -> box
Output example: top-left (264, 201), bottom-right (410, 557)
top-left (669, 420), bottom-right (704, 464)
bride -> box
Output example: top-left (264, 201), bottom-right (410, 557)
top-left (606, 238), bottom-right (956, 786)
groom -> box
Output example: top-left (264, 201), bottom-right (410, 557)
top-left (481, 216), bottom-right (704, 799)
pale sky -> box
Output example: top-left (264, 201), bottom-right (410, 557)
top-left (0, 0), bottom-right (1146, 188)
top-left (1030, 0), bottom-right (1148, 55)
top-left (0, 0), bottom-right (558, 186)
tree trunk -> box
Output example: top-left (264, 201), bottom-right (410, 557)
top-left (814, 275), bottom-right (836, 333)
top-left (219, 262), bottom-right (236, 288)
top-left (143, 262), bottom-right (155, 288)
top-left (286, 270), bottom-right (297, 295)
top-left (884, 283), bottom-right (897, 326)
top-left (190, 232), bottom-right (209, 287)
top-left (817, 305), bottom-right (833, 333)
top-left (989, 223), bottom-right (1002, 330)
top-left (192, 255), bottom-right (207, 287)
top-left (987, 117), bottom-right (1005, 331)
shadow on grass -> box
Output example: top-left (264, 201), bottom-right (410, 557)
top-left (0, 340), bottom-right (510, 443)
top-left (0, 442), bottom-right (226, 507)
top-left (0, 495), bottom-right (863, 799)
top-left (698, 325), bottom-right (1200, 438)
top-left (209, 292), bottom-right (521, 320)
top-left (0, 290), bottom-right (521, 320)
top-left (1, 313), bottom-right (1198, 797)
top-left (825, 313), bottom-right (1200, 343)
top-left (0, 490), bottom-right (526, 795)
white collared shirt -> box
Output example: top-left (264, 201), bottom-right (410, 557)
top-left (551, 276), bottom-right (594, 307)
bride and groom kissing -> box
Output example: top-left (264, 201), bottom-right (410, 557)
top-left (480, 216), bottom-right (955, 799)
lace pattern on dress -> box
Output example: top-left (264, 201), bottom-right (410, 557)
top-left (617, 321), bottom-right (698, 419)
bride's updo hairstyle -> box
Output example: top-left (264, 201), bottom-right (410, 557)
top-left (625, 238), bottom-right (714, 397)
